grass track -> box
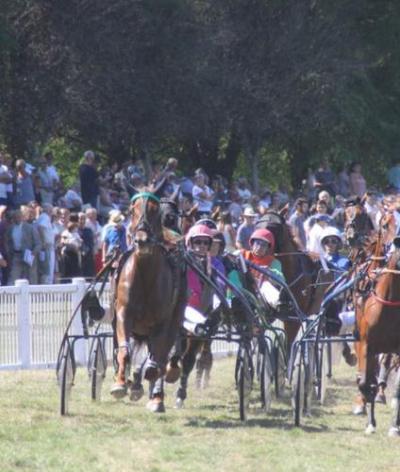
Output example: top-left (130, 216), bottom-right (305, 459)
top-left (0, 356), bottom-right (399, 472)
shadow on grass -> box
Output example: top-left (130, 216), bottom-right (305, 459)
top-left (185, 414), bottom-right (329, 433)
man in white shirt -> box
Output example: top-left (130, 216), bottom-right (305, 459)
top-left (0, 152), bottom-right (12, 206)
top-left (192, 173), bottom-right (214, 217)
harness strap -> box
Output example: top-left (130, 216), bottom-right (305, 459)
top-left (131, 192), bottom-right (160, 203)
top-left (371, 292), bottom-right (400, 307)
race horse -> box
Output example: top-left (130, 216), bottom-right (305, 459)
top-left (354, 216), bottom-right (400, 435)
top-left (255, 211), bottom-right (331, 349)
top-left (110, 186), bottom-right (186, 412)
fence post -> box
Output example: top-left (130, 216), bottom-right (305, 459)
top-left (71, 277), bottom-right (87, 365)
top-left (15, 279), bottom-right (30, 369)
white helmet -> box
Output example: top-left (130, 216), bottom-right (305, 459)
top-left (320, 226), bottom-right (343, 246)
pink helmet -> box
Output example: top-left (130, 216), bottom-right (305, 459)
top-left (250, 228), bottom-right (275, 250)
top-left (185, 224), bottom-right (214, 246)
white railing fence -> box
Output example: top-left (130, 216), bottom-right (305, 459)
top-left (0, 278), bottom-right (234, 371)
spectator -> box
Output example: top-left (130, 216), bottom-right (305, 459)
top-left (228, 190), bottom-right (243, 226)
top-left (349, 162), bottom-right (367, 198)
top-left (0, 152), bottom-right (13, 206)
top-left (314, 159), bottom-right (336, 196)
top-left (288, 197), bottom-right (309, 250)
top-left (317, 190), bottom-right (334, 214)
top-left (37, 203), bottom-right (56, 284)
top-left (14, 159), bottom-right (36, 207)
top-left (192, 173), bottom-right (214, 217)
top-left (0, 206), bottom-right (10, 284)
top-left (79, 150), bottom-right (99, 208)
top-left (37, 158), bottom-right (56, 205)
top-left (102, 210), bottom-right (127, 263)
top-left (44, 152), bottom-right (60, 188)
top-left (216, 211), bottom-right (236, 253)
top-left (62, 183), bottom-right (83, 212)
top-left (306, 214), bottom-right (332, 256)
top-left (78, 212), bottom-right (95, 278)
top-left (85, 207), bottom-right (103, 273)
top-left (236, 207), bottom-right (257, 250)
top-left (58, 221), bottom-right (82, 282)
top-left (237, 177), bottom-right (252, 203)
top-left (6, 207), bottom-right (41, 284)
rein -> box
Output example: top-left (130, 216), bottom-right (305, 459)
top-left (371, 291), bottom-right (400, 307)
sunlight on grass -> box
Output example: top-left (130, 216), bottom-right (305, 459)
top-left (0, 358), bottom-right (399, 472)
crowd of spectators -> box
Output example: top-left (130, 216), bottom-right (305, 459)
top-left (0, 148), bottom-right (398, 286)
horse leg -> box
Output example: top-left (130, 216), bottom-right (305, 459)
top-left (376, 353), bottom-right (391, 405)
top-left (196, 341), bottom-right (213, 389)
top-left (388, 364), bottom-right (400, 437)
top-left (110, 307), bottom-right (130, 399)
top-left (128, 342), bottom-right (146, 402)
top-left (342, 342), bottom-right (357, 367)
top-left (165, 335), bottom-right (182, 384)
top-left (146, 377), bottom-right (166, 413)
top-left (353, 340), bottom-right (367, 416)
top-left (176, 338), bottom-right (200, 408)
top-left (360, 351), bottom-right (378, 434)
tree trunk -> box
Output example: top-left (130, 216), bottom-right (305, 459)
top-left (244, 146), bottom-right (260, 194)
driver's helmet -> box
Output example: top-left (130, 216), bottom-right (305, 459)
top-left (249, 228), bottom-right (275, 251)
top-left (320, 226), bottom-right (343, 247)
top-left (185, 224), bottom-right (214, 247)
top-left (195, 218), bottom-right (217, 230)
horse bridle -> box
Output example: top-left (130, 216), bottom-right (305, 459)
top-left (131, 191), bottom-right (161, 244)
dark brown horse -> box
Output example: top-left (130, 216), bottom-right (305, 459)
top-left (110, 189), bottom-right (186, 412)
top-left (354, 233), bottom-right (400, 435)
top-left (343, 200), bottom-right (375, 249)
top-left (256, 211), bottom-right (330, 349)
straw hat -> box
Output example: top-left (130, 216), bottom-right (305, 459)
top-left (108, 209), bottom-right (125, 224)
top-left (243, 207), bottom-right (257, 217)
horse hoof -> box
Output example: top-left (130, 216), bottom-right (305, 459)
top-left (146, 399), bottom-right (165, 413)
top-left (365, 424), bottom-right (376, 435)
top-left (388, 427), bottom-right (400, 438)
top-left (375, 393), bottom-right (386, 405)
top-left (129, 385), bottom-right (144, 402)
top-left (343, 352), bottom-right (357, 367)
top-left (110, 383), bottom-right (127, 399)
top-left (165, 364), bottom-right (181, 384)
top-left (352, 405), bottom-right (366, 416)
top-left (175, 397), bottom-right (184, 409)
top-left (144, 365), bottom-right (160, 382)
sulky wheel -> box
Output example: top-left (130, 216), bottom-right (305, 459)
top-left (238, 345), bottom-right (253, 421)
top-left (58, 342), bottom-right (75, 416)
top-left (291, 344), bottom-right (305, 427)
top-left (260, 342), bottom-right (274, 413)
top-left (89, 337), bottom-right (107, 401)
top-left (314, 342), bottom-right (329, 405)
top-left (273, 335), bottom-right (287, 399)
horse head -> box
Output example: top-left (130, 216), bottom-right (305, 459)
top-left (344, 204), bottom-right (371, 248)
top-left (130, 179), bottom-right (166, 249)
top-left (255, 211), bottom-right (286, 252)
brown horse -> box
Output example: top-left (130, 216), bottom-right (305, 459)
top-left (343, 200), bottom-right (375, 249)
top-left (256, 211), bottom-right (330, 349)
top-left (110, 188), bottom-right (186, 412)
top-left (354, 232), bottom-right (400, 435)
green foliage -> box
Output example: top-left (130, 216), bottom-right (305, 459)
top-left (234, 147), bottom-right (292, 193)
top-left (42, 138), bottom-right (84, 189)
top-left (2, 0), bottom-right (400, 189)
